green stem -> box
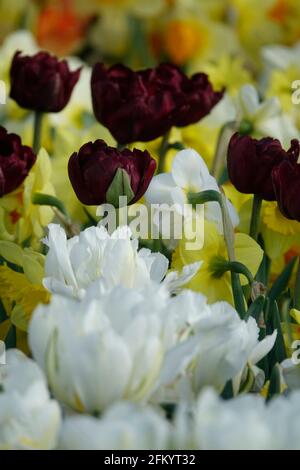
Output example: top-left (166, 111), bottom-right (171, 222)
top-left (157, 130), bottom-right (171, 174)
top-left (249, 194), bottom-right (262, 241)
top-left (188, 190), bottom-right (234, 259)
top-left (294, 257), bottom-right (300, 309)
top-left (188, 189), bottom-right (246, 317)
top-left (32, 111), bottom-right (44, 154)
top-left (225, 261), bottom-right (254, 285)
top-left (211, 121), bottom-right (237, 180)
top-left (32, 193), bottom-right (68, 217)
top-left (32, 193), bottom-right (80, 237)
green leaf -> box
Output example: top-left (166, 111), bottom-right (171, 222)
top-left (255, 254), bottom-right (271, 285)
top-left (244, 295), bottom-right (265, 322)
top-left (221, 380), bottom-right (234, 400)
top-left (0, 299), bottom-right (7, 323)
top-left (269, 301), bottom-right (286, 368)
top-left (268, 256), bottom-right (297, 303)
top-left (266, 363), bottom-right (281, 402)
top-left (5, 325), bottom-right (16, 349)
top-left (106, 168), bottom-right (134, 208)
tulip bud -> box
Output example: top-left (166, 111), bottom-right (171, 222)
top-left (10, 51), bottom-right (81, 113)
top-left (68, 140), bottom-right (156, 207)
top-left (227, 133), bottom-right (298, 201)
top-left (272, 140), bottom-right (300, 221)
top-left (91, 63), bottom-right (223, 144)
top-left (0, 126), bottom-right (36, 197)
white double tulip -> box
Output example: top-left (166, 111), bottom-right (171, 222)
top-left (29, 284), bottom-right (199, 413)
top-left (156, 291), bottom-right (276, 399)
top-left (43, 224), bottom-right (198, 299)
top-left (29, 280), bottom-right (275, 413)
top-left (174, 388), bottom-right (300, 450)
top-left (59, 402), bottom-right (170, 450)
top-left (0, 350), bottom-right (61, 450)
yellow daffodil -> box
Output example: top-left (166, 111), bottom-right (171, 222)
top-left (74, 0), bottom-right (166, 18)
top-left (267, 65), bottom-right (300, 112)
top-left (231, 0), bottom-right (281, 62)
top-left (224, 185), bottom-right (300, 262)
top-left (260, 202), bottom-right (300, 260)
top-left (18, 148), bottom-right (55, 247)
top-left (282, 308), bottom-right (300, 357)
top-left (0, 241), bottom-right (50, 353)
top-left (200, 55), bottom-right (254, 96)
top-left (171, 221), bottom-right (263, 304)
top-left (0, 148), bottom-right (55, 248)
top-left (0, 0), bottom-right (32, 43)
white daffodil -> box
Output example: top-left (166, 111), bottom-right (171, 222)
top-left (234, 84), bottom-right (298, 145)
top-left (262, 42), bottom-right (300, 71)
top-left (43, 224), bottom-right (198, 299)
top-left (0, 349), bottom-right (61, 450)
top-left (232, 320), bottom-right (277, 394)
top-left (28, 285), bottom-right (199, 413)
top-left (59, 402), bottom-right (170, 450)
top-left (156, 293), bottom-right (275, 399)
top-left (205, 84), bottom-right (298, 147)
top-left (174, 388), bottom-right (300, 450)
top-left (281, 359), bottom-right (300, 390)
top-left (145, 148), bottom-right (238, 237)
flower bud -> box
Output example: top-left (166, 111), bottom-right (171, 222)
top-left (68, 140), bottom-right (156, 206)
top-left (10, 51), bottom-right (81, 113)
top-left (227, 133), bottom-right (298, 201)
top-left (0, 126), bottom-right (36, 197)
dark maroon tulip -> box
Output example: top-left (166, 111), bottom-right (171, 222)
top-left (227, 133), bottom-right (299, 201)
top-left (0, 126), bottom-right (36, 196)
top-left (272, 141), bottom-right (300, 221)
top-left (10, 51), bottom-right (81, 112)
top-left (91, 63), bottom-right (223, 144)
top-left (68, 139), bottom-right (156, 206)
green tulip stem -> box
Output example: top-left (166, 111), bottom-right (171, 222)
top-left (249, 194), bottom-right (262, 241)
top-left (32, 111), bottom-right (44, 154)
top-left (157, 130), bottom-right (171, 174)
top-left (211, 121), bottom-right (237, 180)
top-left (294, 257), bottom-right (300, 310)
top-left (32, 192), bottom-right (79, 237)
top-left (188, 189), bottom-right (247, 318)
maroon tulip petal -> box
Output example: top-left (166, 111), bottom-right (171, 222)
top-left (272, 158), bottom-right (300, 221)
top-left (227, 133), bottom-right (296, 201)
top-left (68, 152), bottom-right (96, 205)
top-left (0, 126), bottom-right (36, 196)
top-left (91, 62), bottom-right (222, 144)
top-left (68, 140), bottom-right (156, 206)
top-left (10, 51), bottom-right (81, 112)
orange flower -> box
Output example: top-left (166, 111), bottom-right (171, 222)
top-left (163, 19), bottom-right (207, 66)
top-left (268, 0), bottom-right (290, 23)
top-left (36, 1), bottom-right (92, 56)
